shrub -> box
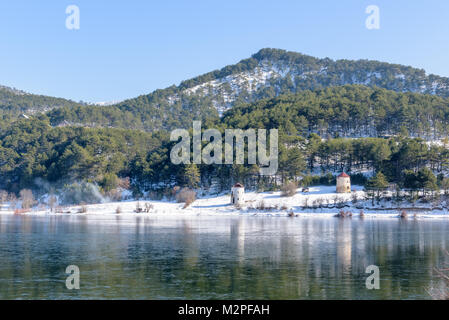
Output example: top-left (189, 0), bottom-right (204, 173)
top-left (399, 210), bottom-right (407, 218)
top-left (335, 210), bottom-right (352, 218)
top-left (115, 206), bottom-right (122, 214)
top-left (171, 186), bottom-right (181, 198)
top-left (176, 188), bottom-right (196, 208)
top-left (19, 189), bottom-right (35, 209)
top-left (144, 202), bottom-right (154, 212)
top-left (134, 201), bottom-right (143, 213)
top-left (106, 188), bottom-right (123, 201)
top-left (254, 200), bottom-right (277, 211)
top-left (281, 181), bottom-right (297, 197)
top-left (303, 198), bottom-right (309, 208)
top-left (316, 197), bottom-right (324, 207)
top-left (256, 200), bottom-right (266, 210)
top-left (117, 177), bottom-right (130, 189)
top-left (0, 190), bottom-right (8, 204)
top-left (48, 195), bottom-right (58, 212)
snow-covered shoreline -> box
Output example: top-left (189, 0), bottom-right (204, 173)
top-left (2, 185), bottom-right (449, 219)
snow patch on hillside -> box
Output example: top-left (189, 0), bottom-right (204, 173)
top-left (165, 58), bottom-right (449, 115)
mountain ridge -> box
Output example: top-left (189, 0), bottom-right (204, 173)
top-left (111, 48), bottom-right (449, 119)
top-left (3, 48), bottom-right (449, 131)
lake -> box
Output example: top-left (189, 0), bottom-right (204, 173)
top-left (0, 214), bottom-right (448, 299)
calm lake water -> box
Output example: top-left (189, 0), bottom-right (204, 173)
top-left (0, 214), bottom-right (448, 299)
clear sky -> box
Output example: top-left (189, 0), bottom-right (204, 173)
top-left (1, 0), bottom-right (449, 103)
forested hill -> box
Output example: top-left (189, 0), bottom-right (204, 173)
top-left (45, 85), bottom-right (449, 139)
top-left (222, 85), bottom-right (449, 139)
top-left (45, 48), bottom-right (449, 131)
top-left (0, 85), bottom-right (82, 118)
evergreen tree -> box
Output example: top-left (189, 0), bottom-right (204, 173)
top-left (182, 164), bottom-right (200, 189)
top-left (365, 172), bottom-right (389, 205)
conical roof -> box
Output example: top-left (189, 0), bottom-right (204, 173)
top-left (338, 172), bottom-right (349, 178)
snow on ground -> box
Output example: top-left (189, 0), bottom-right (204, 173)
top-left (2, 185), bottom-right (449, 219)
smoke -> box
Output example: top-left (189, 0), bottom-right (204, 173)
top-left (33, 178), bottom-right (52, 194)
top-left (33, 178), bottom-right (120, 206)
top-left (60, 182), bottom-right (106, 205)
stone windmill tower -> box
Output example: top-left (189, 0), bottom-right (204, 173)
top-left (336, 172), bottom-right (351, 193)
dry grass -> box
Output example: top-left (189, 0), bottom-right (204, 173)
top-left (253, 200), bottom-right (278, 211)
top-left (281, 181), bottom-right (297, 197)
top-left (134, 201), bottom-right (143, 213)
top-left (176, 188), bottom-right (196, 208)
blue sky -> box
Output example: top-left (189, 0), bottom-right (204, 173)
top-left (1, 1), bottom-right (449, 102)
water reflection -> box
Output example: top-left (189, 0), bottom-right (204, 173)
top-left (0, 214), bottom-right (448, 299)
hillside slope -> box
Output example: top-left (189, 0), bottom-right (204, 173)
top-left (0, 85), bottom-right (82, 118)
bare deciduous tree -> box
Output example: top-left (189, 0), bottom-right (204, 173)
top-left (19, 189), bottom-right (35, 209)
top-left (8, 193), bottom-right (17, 211)
top-left (48, 195), bottom-right (57, 212)
top-left (0, 190), bottom-right (8, 210)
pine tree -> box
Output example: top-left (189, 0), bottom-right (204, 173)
top-left (365, 171), bottom-right (389, 205)
top-left (183, 164), bottom-right (200, 189)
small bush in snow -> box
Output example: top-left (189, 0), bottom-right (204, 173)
top-left (116, 206), bottom-right (122, 214)
top-left (256, 200), bottom-right (266, 210)
top-left (254, 200), bottom-right (277, 211)
top-left (335, 210), bottom-right (352, 218)
top-left (135, 201), bottom-right (143, 213)
top-left (351, 193), bottom-right (358, 204)
top-left (176, 188), bottom-right (196, 208)
top-left (281, 181), bottom-right (297, 197)
top-left (144, 202), bottom-right (154, 212)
